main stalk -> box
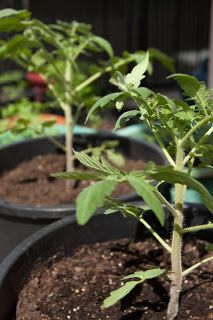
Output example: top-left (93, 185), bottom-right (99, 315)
top-left (167, 142), bottom-right (185, 320)
top-left (63, 103), bottom-right (74, 189)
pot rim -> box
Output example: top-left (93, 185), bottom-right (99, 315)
top-left (0, 132), bottom-right (166, 220)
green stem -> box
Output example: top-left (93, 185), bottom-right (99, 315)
top-left (72, 38), bottom-right (90, 60)
top-left (145, 119), bottom-right (175, 166)
top-left (167, 141), bottom-right (185, 320)
top-left (48, 136), bottom-right (66, 152)
top-left (75, 56), bottom-right (133, 93)
top-left (182, 255), bottom-right (213, 277)
top-left (182, 223), bottom-right (213, 234)
top-left (35, 38), bottom-right (66, 86)
top-left (180, 116), bottom-right (212, 148)
top-left (183, 125), bottom-right (213, 165)
top-left (62, 102), bottom-right (73, 189)
top-left (139, 217), bottom-right (171, 253)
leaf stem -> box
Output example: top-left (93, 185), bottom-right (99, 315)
top-left (141, 115), bottom-right (175, 166)
top-left (139, 217), bottom-right (171, 253)
top-left (48, 136), bottom-right (66, 152)
top-left (154, 189), bottom-right (177, 217)
top-left (183, 125), bottom-right (213, 165)
top-left (182, 255), bottom-right (213, 277)
top-left (150, 127), bottom-right (175, 166)
top-left (75, 56), bottom-right (133, 93)
top-left (180, 116), bottom-right (212, 148)
top-left (182, 223), bottom-right (213, 233)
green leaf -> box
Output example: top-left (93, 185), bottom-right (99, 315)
top-left (76, 179), bottom-right (117, 225)
top-left (150, 167), bottom-right (213, 213)
top-left (103, 281), bottom-right (139, 308)
top-left (149, 48), bottom-right (175, 73)
top-left (175, 111), bottom-right (192, 121)
top-left (0, 9), bottom-right (30, 19)
top-left (114, 110), bottom-right (140, 131)
top-left (115, 101), bottom-right (124, 110)
top-left (74, 151), bottom-right (122, 175)
top-left (92, 36), bottom-right (113, 57)
top-left (31, 50), bottom-right (46, 67)
top-left (42, 119), bottom-right (56, 127)
top-left (127, 176), bottom-right (165, 226)
top-left (125, 52), bottom-right (149, 88)
top-left (0, 70), bottom-right (23, 84)
top-left (106, 150), bottom-right (125, 167)
top-left (0, 35), bottom-right (33, 58)
top-left (103, 268), bottom-right (165, 308)
top-left (123, 268), bottom-right (165, 280)
top-left (133, 87), bottom-right (153, 100)
top-left (0, 9), bottom-right (30, 32)
top-left (52, 171), bottom-right (105, 181)
top-left (86, 92), bottom-right (124, 121)
top-left (10, 118), bottom-right (30, 134)
top-left (110, 71), bottom-right (128, 91)
top-left (142, 268), bottom-right (165, 279)
top-left (168, 73), bottom-right (201, 97)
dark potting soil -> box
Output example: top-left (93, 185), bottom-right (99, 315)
top-left (16, 238), bottom-right (213, 320)
top-left (0, 154), bottom-right (145, 206)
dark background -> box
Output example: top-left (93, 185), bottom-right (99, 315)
top-left (0, 0), bottom-right (211, 87)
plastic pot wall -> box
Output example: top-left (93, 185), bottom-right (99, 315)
top-left (0, 214), bottom-right (139, 319)
top-left (0, 211), bottom-right (212, 320)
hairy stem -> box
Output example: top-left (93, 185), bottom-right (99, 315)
top-left (167, 142), bottom-right (185, 320)
top-left (63, 103), bottom-right (74, 188)
top-left (182, 255), bottom-right (213, 277)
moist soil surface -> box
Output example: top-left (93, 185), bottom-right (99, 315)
top-left (16, 238), bottom-right (213, 320)
top-left (0, 154), bottom-right (145, 206)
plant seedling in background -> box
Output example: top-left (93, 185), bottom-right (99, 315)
top-left (0, 8), bottom-right (174, 188)
top-left (55, 53), bottom-right (213, 319)
top-left (0, 98), bottom-right (56, 140)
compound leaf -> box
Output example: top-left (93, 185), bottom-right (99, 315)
top-left (76, 179), bottom-right (117, 225)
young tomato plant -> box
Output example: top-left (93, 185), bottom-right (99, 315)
top-left (0, 9), bottom-right (174, 187)
top-left (55, 52), bottom-right (213, 319)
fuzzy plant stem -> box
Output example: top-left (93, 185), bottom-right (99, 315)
top-left (63, 103), bottom-right (74, 188)
top-left (63, 59), bottom-right (74, 189)
top-left (167, 142), bottom-right (185, 320)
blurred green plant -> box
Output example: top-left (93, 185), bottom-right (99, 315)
top-left (0, 8), bottom-right (174, 188)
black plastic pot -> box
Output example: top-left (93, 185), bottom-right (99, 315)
top-left (0, 209), bottom-right (212, 319)
top-left (0, 133), bottom-right (166, 261)
top-left (0, 214), bottom-right (139, 319)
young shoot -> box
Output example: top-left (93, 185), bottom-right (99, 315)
top-left (0, 9), bottom-right (174, 189)
top-left (55, 52), bottom-right (213, 319)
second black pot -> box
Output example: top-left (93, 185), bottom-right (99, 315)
top-left (0, 213), bottom-right (139, 319)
